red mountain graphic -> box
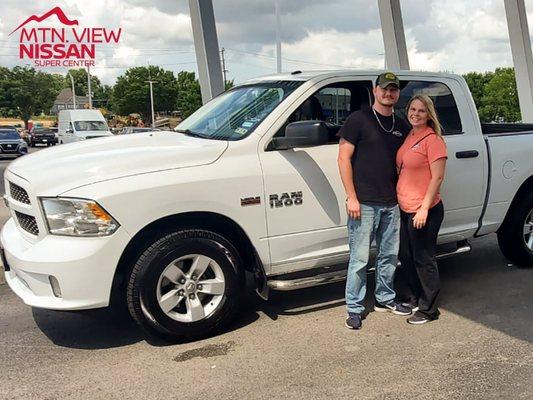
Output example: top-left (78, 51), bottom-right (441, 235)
top-left (10, 6), bottom-right (78, 35)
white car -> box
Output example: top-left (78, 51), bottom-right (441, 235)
top-left (2, 70), bottom-right (533, 341)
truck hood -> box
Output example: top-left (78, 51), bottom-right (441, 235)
top-left (8, 131), bottom-right (228, 195)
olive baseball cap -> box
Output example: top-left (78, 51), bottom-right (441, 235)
top-left (376, 72), bottom-right (400, 89)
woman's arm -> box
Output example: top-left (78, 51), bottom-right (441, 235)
top-left (413, 158), bottom-right (446, 229)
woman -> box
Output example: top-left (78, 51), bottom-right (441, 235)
top-left (396, 94), bottom-right (447, 325)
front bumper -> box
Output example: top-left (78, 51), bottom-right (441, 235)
top-left (32, 137), bottom-right (56, 144)
top-left (1, 218), bottom-right (131, 310)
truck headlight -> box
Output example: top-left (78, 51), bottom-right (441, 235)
top-left (40, 198), bottom-right (119, 236)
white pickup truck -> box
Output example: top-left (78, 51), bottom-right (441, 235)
top-left (2, 70), bottom-right (533, 341)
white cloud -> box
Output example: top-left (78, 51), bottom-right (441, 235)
top-left (1, 0), bottom-right (532, 84)
top-left (260, 29), bottom-right (385, 71)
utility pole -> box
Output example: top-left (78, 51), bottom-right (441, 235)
top-left (146, 80), bottom-right (156, 128)
top-left (275, 0), bottom-right (282, 73)
top-left (68, 72), bottom-right (77, 109)
top-left (220, 48), bottom-right (228, 86)
top-left (146, 65), bottom-right (157, 128)
top-left (87, 65), bottom-right (93, 109)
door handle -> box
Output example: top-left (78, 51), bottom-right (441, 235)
top-left (456, 150), bottom-right (479, 159)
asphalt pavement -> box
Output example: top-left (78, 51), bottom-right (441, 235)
top-left (0, 145), bottom-right (532, 399)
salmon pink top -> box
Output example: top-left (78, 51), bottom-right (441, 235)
top-left (396, 127), bottom-right (447, 213)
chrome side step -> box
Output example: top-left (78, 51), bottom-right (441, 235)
top-left (267, 241), bottom-right (472, 292)
top-left (268, 270), bottom-right (348, 291)
top-left (435, 241), bottom-right (471, 260)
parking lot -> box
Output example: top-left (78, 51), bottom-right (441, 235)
top-left (0, 147), bottom-right (532, 400)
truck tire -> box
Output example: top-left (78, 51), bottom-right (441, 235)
top-left (126, 229), bottom-right (243, 341)
top-left (497, 192), bottom-right (533, 267)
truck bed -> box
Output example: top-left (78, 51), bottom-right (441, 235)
top-left (481, 122), bottom-right (533, 136)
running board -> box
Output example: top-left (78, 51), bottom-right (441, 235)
top-left (435, 240), bottom-right (471, 260)
top-left (267, 240), bottom-right (472, 291)
top-left (268, 270), bottom-right (348, 291)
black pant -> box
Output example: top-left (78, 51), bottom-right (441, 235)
top-left (397, 202), bottom-right (444, 319)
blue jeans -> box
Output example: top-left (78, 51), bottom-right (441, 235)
top-left (345, 203), bottom-right (400, 314)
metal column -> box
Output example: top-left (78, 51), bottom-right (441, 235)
top-left (188, 0), bottom-right (225, 104)
top-left (505, 0), bottom-right (533, 122)
top-left (275, 0), bottom-right (282, 73)
top-left (377, 0), bottom-right (409, 70)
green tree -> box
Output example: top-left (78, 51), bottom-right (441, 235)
top-left (0, 66), bottom-right (12, 116)
top-left (112, 66), bottom-right (178, 120)
top-left (64, 68), bottom-right (101, 96)
top-left (480, 67), bottom-right (520, 122)
top-left (463, 68), bottom-right (521, 122)
top-left (174, 74), bottom-right (233, 119)
top-left (225, 79), bottom-right (234, 91)
top-left (4, 67), bottom-right (62, 128)
top-left (176, 71), bottom-right (202, 119)
top-left (463, 71), bottom-right (493, 112)
top-left (93, 84), bottom-right (113, 109)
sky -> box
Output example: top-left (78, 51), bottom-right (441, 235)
top-left (0, 0), bottom-right (530, 85)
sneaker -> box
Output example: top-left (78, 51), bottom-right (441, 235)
top-left (345, 312), bottom-right (362, 330)
top-left (401, 302), bottom-right (419, 313)
top-left (407, 314), bottom-right (431, 325)
top-left (374, 301), bottom-right (412, 316)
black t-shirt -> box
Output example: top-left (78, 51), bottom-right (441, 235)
top-left (338, 106), bottom-right (410, 206)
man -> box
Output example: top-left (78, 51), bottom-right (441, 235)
top-left (337, 72), bottom-right (412, 330)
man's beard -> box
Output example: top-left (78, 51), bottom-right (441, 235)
top-left (376, 98), bottom-right (396, 108)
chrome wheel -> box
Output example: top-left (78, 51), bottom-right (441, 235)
top-left (524, 209), bottom-right (533, 252)
top-left (156, 254), bottom-right (225, 323)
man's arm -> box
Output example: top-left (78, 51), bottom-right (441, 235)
top-left (338, 138), bottom-right (361, 219)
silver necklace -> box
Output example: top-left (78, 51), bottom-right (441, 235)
top-left (372, 107), bottom-right (395, 133)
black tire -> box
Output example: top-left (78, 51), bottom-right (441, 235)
top-left (30, 142), bottom-right (34, 147)
top-left (497, 191), bottom-right (533, 267)
top-left (127, 229), bottom-right (244, 342)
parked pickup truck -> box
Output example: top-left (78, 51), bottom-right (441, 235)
top-left (2, 70), bottom-right (533, 341)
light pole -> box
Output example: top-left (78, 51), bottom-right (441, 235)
top-left (68, 72), bottom-right (77, 109)
top-left (87, 65), bottom-right (93, 109)
top-left (146, 80), bottom-right (156, 128)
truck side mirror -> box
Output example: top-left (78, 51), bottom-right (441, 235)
top-left (270, 120), bottom-right (329, 150)
top-left (66, 128), bottom-right (73, 134)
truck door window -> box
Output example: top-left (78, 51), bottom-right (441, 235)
top-left (278, 81), bottom-right (372, 144)
top-left (397, 81), bottom-right (462, 135)
top-left (316, 87), bottom-right (351, 125)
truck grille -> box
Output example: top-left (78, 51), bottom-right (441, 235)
top-left (15, 211), bottom-right (39, 236)
top-left (9, 182), bottom-right (30, 204)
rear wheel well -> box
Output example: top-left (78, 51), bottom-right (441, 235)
top-left (109, 212), bottom-right (261, 307)
top-left (500, 175), bottom-right (533, 230)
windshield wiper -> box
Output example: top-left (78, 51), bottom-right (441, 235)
top-left (175, 129), bottom-right (209, 139)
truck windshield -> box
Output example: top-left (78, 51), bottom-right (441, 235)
top-left (175, 81), bottom-right (303, 140)
top-left (74, 121), bottom-right (108, 131)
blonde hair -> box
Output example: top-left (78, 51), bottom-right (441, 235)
top-left (406, 94), bottom-right (443, 137)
